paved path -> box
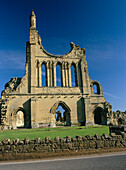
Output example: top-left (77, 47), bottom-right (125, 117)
top-left (0, 152), bottom-right (126, 170)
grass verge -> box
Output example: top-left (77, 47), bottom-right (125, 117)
top-left (0, 126), bottom-right (109, 141)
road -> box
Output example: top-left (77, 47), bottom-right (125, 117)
top-left (0, 152), bottom-right (126, 170)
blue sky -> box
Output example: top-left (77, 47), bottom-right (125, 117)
top-left (0, 0), bottom-right (126, 111)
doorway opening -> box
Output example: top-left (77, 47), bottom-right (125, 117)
top-left (93, 107), bottom-right (107, 125)
top-left (50, 101), bottom-right (71, 126)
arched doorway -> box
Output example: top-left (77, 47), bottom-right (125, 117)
top-left (50, 101), bottom-right (71, 127)
top-left (12, 107), bottom-right (26, 128)
top-left (93, 107), bottom-right (107, 125)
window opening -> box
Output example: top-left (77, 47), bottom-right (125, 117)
top-left (93, 83), bottom-right (100, 94)
top-left (56, 64), bottom-right (62, 86)
top-left (93, 84), bottom-right (97, 94)
top-left (71, 64), bottom-right (76, 87)
top-left (41, 64), bottom-right (47, 86)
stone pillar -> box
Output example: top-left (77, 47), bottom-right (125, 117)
top-left (50, 61), bottom-right (53, 87)
top-left (65, 62), bottom-right (68, 87)
top-left (76, 62), bottom-right (79, 87)
top-left (31, 97), bottom-right (39, 128)
top-left (54, 63), bottom-right (56, 87)
top-left (62, 62), bottom-right (65, 87)
top-left (66, 112), bottom-right (71, 126)
top-left (81, 57), bottom-right (90, 94)
top-left (39, 62), bottom-right (42, 87)
top-left (36, 61), bottom-right (39, 87)
top-left (68, 63), bottom-right (71, 87)
top-left (47, 61), bottom-right (50, 87)
top-left (85, 98), bottom-right (94, 126)
top-left (50, 113), bottom-right (56, 127)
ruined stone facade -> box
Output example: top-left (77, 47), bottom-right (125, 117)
top-left (0, 10), bottom-right (113, 129)
top-left (109, 110), bottom-right (126, 126)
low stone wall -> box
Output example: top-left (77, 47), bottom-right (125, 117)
top-left (0, 132), bottom-right (126, 154)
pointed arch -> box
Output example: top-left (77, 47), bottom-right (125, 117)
top-left (50, 101), bottom-right (71, 126)
top-left (50, 101), bottom-right (71, 114)
top-left (91, 81), bottom-right (102, 95)
top-left (11, 107), bottom-right (26, 128)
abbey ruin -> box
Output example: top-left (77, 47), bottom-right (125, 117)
top-left (0, 10), bottom-right (121, 129)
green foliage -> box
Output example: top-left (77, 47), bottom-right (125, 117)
top-left (0, 126), bottom-right (109, 141)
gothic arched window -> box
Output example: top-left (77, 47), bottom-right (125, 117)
top-left (71, 64), bottom-right (77, 87)
top-left (56, 63), bottom-right (62, 87)
top-left (93, 83), bottom-right (100, 94)
top-left (41, 63), bottom-right (47, 86)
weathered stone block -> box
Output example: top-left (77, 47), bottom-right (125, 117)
top-left (102, 133), bottom-right (109, 139)
top-left (11, 145), bottom-right (16, 151)
top-left (0, 146), bottom-right (5, 151)
top-left (109, 140), bottom-right (116, 147)
top-left (40, 139), bottom-right (45, 144)
top-left (35, 137), bottom-right (41, 144)
top-left (76, 135), bottom-right (82, 142)
top-left (29, 140), bottom-right (34, 144)
top-left (121, 140), bottom-right (126, 146)
top-left (104, 140), bottom-right (110, 147)
top-left (54, 136), bottom-right (60, 142)
top-left (24, 137), bottom-right (29, 144)
top-left (115, 140), bottom-right (121, 147)
top-left (16, 145), bottom-right (23, 152)
top-left (23, 145), bottom-right (34, 152)
top-left (2, 138), bottom-right (10, 145)
top-left (71, 137), bottom-right (77, 142)
top-left (121, 132), bottom-right (126, 138)
top-left (8, 141), bottom-right (13, 145)
top-left (50, 139), bottom-right (55, 144)
top-left (0, 142), bottom-right (3, 146)
top-left (60, 138), bottom-right (66, 143)
top-left (67, 143), bottom-right (73, 150)
top-left (96, 140), bottom-right (104, 148)
top-left (89, 141), bottom-right (96, 148)
top-left (13, 138), bottom-right (19, 145)
top-left (83, 141), bottom-right (90, 149)
top-left (94, 134), bottom-right (101, 140)
top-left (45, 137), bottom-right (50, 143)
top-left (86, 135), bottom-right (93, 140)
top-left (66, 136), bottom-right (71, 143)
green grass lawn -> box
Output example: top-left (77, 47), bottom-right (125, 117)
top-left (0, 126), bottom-right (109, 141)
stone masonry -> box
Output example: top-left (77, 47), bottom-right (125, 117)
top-left (0, 132), bottom-right (126, 154)
top-left (0, 10), bottom-right (113, 129)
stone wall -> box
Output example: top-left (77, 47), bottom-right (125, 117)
top-left (110, 110), bottom-right (126, 126)
top-left (0, 132), bottom-right (126, 154)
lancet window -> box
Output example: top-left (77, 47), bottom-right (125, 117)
top-left (56, 63), bottom-right (62, 87)
top-left (92, 82), bottom-right (100, 94)
top-left (71, 63), bottom-right (77, 87)
top-left (41, 63), bottom-right (47, 86)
